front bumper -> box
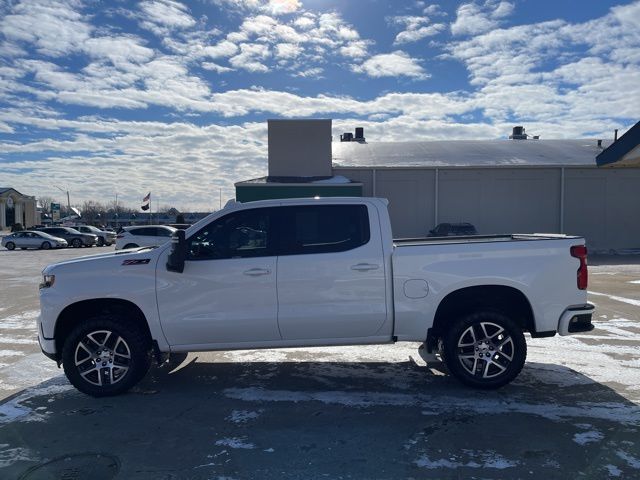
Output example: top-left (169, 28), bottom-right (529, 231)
top-left (558, 303), bottom-right (595, 336)
top-left (38, 332), bottom-right (57, 360)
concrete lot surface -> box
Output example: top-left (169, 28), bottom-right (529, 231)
top-left (0, 247), bottom-right (639, 479)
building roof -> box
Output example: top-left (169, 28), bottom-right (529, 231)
top-left (332, 139), bottom-right (612, 168)
top-left (596, 120), bottom-right (640, 167)
top-left (0, 187), bottom-right (27, 196)
top-left (236, 176), bottom-right (359, 185)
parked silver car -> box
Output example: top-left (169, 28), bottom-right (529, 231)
top-left (74, 225), bottom-right (117, 246)
top-left (2, 230), bottom-right (68, 250)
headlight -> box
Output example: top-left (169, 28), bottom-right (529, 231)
top-left (40, 274), bottom-right (55, 289)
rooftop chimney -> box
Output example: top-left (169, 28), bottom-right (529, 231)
top-left (614, 129), bottom-right (618, 142)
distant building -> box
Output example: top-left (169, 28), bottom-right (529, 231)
top-left (236, 120), bottom-right (640, 252)
top-left (0, 188), bottom-right (39, 229)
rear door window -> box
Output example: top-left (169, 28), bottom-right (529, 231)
top-left (129, 227), bottom-right (155, 236)
top-left (278, 205), bottom-right (370, 256)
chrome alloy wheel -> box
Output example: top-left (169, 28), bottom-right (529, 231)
top-left (74, 330), bottom-right (131, 386)
top-left (456, 322), bottom-right (514, 379)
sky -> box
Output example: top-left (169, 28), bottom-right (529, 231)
top-left (0, 0), bottom-right (639, 211)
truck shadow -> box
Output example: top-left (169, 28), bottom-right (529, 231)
top-left (1, 357), bottom-right (639, 479)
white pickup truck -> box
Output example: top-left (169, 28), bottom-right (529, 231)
top-left (38, 197), bottom-right (594, 397)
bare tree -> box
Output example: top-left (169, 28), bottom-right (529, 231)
top-left (38, 196), bottom-right (57, 213)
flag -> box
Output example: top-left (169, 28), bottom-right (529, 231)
top-left (141, 192), bottom-right (150, 211)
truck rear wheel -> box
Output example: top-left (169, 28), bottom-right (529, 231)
top-left (441, 311), bottom-right (526, 389)
top-left (62, 315), bottom-right (152, 397)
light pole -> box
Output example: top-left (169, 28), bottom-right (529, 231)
top-left (54, 185), bottom-right (71, 216)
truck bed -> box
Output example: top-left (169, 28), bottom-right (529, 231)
top-left (394, 233), bottom-right (582, 247)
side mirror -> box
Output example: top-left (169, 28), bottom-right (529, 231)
top-left (166, 230), bottom-right (186, 273)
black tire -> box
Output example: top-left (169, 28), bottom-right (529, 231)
top-left (123, 243), bottom-right (139, 249)
top-left (97, 237), bottom-right (105, 247)
top-left (41, 241), bottom-right (51, 250)
top-left (441, 311), bottom-right (526, 389)
top-left (71, 238), bottom-right (82, 248)
top-left (5, 242), bottom-right (15, 250)
top-left (62, 315), bottom-right (152, 397)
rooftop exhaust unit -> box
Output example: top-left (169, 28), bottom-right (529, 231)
top-left (340, 127), bottom-right (366, 143)
top-left (509, 126), bottom-right (528, 140)
top-left (340, 132), bottom-right (354, 142)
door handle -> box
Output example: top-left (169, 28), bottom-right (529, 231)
top-left (350, 263), bottom-right (380, 272)
top-left (243, 268), bottom-right (271, 276)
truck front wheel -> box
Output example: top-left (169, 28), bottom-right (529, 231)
top-left (441, 311), bottom-right (526, 389)
top-left (62, 315), bottom-right (152, 397)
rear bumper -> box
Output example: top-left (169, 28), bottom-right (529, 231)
top-left (558, 303), bottom-right (595, 336)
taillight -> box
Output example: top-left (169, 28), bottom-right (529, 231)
top-left (570, 245), bottom-right (588, 290)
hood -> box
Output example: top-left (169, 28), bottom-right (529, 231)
top-left (43, 246), bottom-right (165, 274)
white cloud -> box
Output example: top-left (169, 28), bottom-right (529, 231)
top-left (138, 0), bottom-right (196, 35)
top-left (275, 43), bottom-right (302, 59)
top-left (423, 4), bottom-right (446, 17)
top-left (293, 67), bottom-right (323, 78)
top-left (446, 1), bottom-right (640, 125)
top-left (339, 40), bottom-right (370, 59)
top-left (451, 1), bottom-right (514, 36)
top-left (229, 43), bottom-right (271, 72)
top-left (390, 16), bottom-right (446, 44)
top-left (201, 61), bottom-right (235, 73)
top-left (217, 11), bottom-right (372, 73)
top-left (0, 0), bottom-right (92, 57)
top-left (210, 0), bottom-right (301, 16)
top-left (352, 51), bottom-right (429, 79)
top-left (201, 40), bottom-right (240, 59)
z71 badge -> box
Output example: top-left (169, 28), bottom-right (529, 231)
top-left (122, 259), bottom-right (151, 266)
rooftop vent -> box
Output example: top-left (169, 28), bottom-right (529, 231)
top-left (340, 132), bottom-right (354, 142)
top-left (340, 127), bottom-right (366, 143)
top-left (509, 126), bottom-right (528, 140)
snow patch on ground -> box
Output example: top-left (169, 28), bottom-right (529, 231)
top-left (628, 280), bottom-right (640, 284)
top-left (0, 336), bottom-right (37, 345)
top-left (589, 291), bottom-right (640, 307)
top-left (214, 437), bottom-right (255, 449)
top-left (0, 380), bottom-right (73, 425)
top-left (526, 331), bottom-right (640, 396)
top-left (224, 387), bottom-right (640, 424)
top-left (0, 443), bottom-right (40, 468)
top-left (617, 450), bottom-right (640, 469)
top-left (0, 350), bottom-right (24, 357)
top-left (605, 464), bottom-right (622, 477)
top-left (226, 410), bottom-right (261, 424)
top-left (573, 430), bottom-right (604, 445)
top-left (414, 450), bottom-right (518, 470)
top-left (0, 354), bottom-right (63, 391)
top-left (0, 310), bottom-right (39, 330)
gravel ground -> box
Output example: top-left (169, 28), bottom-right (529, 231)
top-left (0, 247), bottom-right (639, 479)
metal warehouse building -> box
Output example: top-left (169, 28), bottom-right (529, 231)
top-left (236, 119), bottom-right (640, 252)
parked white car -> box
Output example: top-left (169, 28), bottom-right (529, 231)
top-left (39, 197), bottom-right (593, 397)
top-left (2, 230), bottom-right (68, 250)
top-left (115, 225), bottom-right (177, 250)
